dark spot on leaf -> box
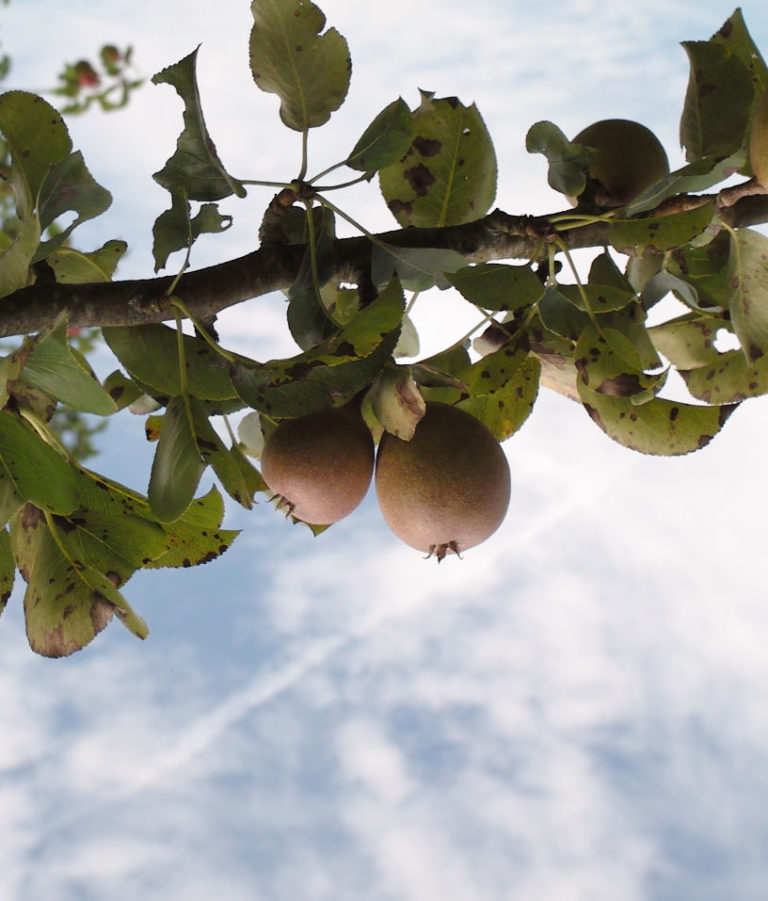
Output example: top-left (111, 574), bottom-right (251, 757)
top-left (52, 515), bottom-right (78, 533)
top-left (597, 374), bottom-right (644, 397)
top-left (90, 597), bottom-right (114, 633)
top-left (404, 164), bottom-right (436, 196)
top-left (388, 199), bottom-right (413, 219)
top-left (20, 503), bottom-right (42, 528)
top-left (413, 136), bottom-right (442, 157)
top-left (718, 19), bottom-right (733, 38)
top-left (669, 406), bottom-right (679, 422)
top-left (583, 404), bottom-right (604, 429)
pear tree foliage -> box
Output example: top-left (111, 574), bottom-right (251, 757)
top-left (0, 1), bottom-right (767, 656)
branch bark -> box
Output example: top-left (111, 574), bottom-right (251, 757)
top-left (3, 191), bottom-right (768, 339)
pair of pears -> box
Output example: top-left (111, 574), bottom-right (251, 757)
top-left (260, 401), bottom-right (510, 560)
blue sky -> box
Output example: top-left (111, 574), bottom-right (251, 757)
top-left (2, 2), bottom-right (768, 899)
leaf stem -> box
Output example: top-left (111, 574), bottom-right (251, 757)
top-left (298, 128), bottom-right (309, 182)
top-left (169, 295), bottom-right (239, 364)
top-left (313, 172), bottom-right (371, 192)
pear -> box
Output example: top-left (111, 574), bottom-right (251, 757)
top-left (375, 401), bottom-right (510, 560)
top-left (571, 118), bottom-right (669, 207)
top-left (261, 405), bottom-right (374, 525)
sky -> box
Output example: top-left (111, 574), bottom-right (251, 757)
top-left (2, 2), bottom-right (768, 900)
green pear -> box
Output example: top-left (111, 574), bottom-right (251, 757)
top-left (570, 118), bottom-right (669, 207)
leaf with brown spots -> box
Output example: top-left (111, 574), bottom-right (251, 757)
top-left (379, 91), bottom-right (497, 228)
top-left (421, 345), bottom-right (540, 441)
top-left (610, 202), bottom-right (716, 256)
top-left (145, 487), bottom-right (238, 569)
top-left (681, 348), bottom-right (768, 404)
top-left (10, 503), bottom-right (148, 657)
top-left (0, 527), bottom-right (14, 618)
top-left (727, 228), bottom-right (768, 363)
top-left (577, 381), bottom-right (737, 455)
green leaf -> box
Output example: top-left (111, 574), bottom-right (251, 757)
top-left (73, 468), bottom-right (238, 570)
top-left (34, 151), bottom-right (113, 261)
top-left (232, 278), bottom-right (404, 417)
top-left (538, 286), bottom-right (590, 340)
top-left (648, 313), bottom-right (729, 370)
top-left (727, 228), bottom-right (768, 362)
top-left (0, 92), bottom-right (73, 295)
top-left (152, 47), bottom-right (246, 201)
top-left (575, 326), bottom-right (663, 399)
top-left (102, 370), bottom-right (145, 411)
top-left (379, 91), bottom-right (496, 227)
top-left (420, 345), bottom-right (540, 440)
top-left (711, 8), bottom-right (768, 94)
top-left (148, 396), bottom-right (206, 522)
top-left (0, 91), bottom-right (71, 201)
top-left (457, 352), bottom-right (541, 441)
top-left (0, 527), bottom-right (14, 617)
top-left (152, 192), bottom-right (233, 272)
top-left (623, 150), bottom-right (746, 217)
top-left (680, 348), bottom-right (768, 404)
top-left (0, 211), bottom-right (38, 298)
top-left (286, 205), bottom-right (337, 349)
top-left (665, 232), bottom-right (732, 311)
top-left (579, 383), bottom-right (737, 455)
top-left (371, 243), bottom-right (466, 292)
top-left (346, 98), bottom-right (414, 173)
top-left (557, 283), bottom-right (635, 315)
top-left (0, 412), bottom-right (79, 514)
top-left (393, 313), bottom-right (420, 359)
top-left (146, 486), bottom-right (238, 569)
top-left (610, 202), bottom-right (716, 254)
top-left (680, 38), bottom-right (754, 162)
top-left (249, 0), bottom-right (351, 131)
top-left (49, 507), bottom-right (166, 585)
top-left (11, 503), bottom-right (149, 658)
top-left (525, 120), bottom-right (591, 197)
top-left (47, 240), bottom-right (127, 283)
top-left (21, 325), bottom-right (117, 415)
top-left (103, 323), bottom-right (239, 403)
top-left (189, 398), bottom-right (265, 508)
top-left (447, 263), bottom-right (545, 312)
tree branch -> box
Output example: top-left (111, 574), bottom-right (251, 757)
top-left (3, 189), bottom-right (767, 339)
